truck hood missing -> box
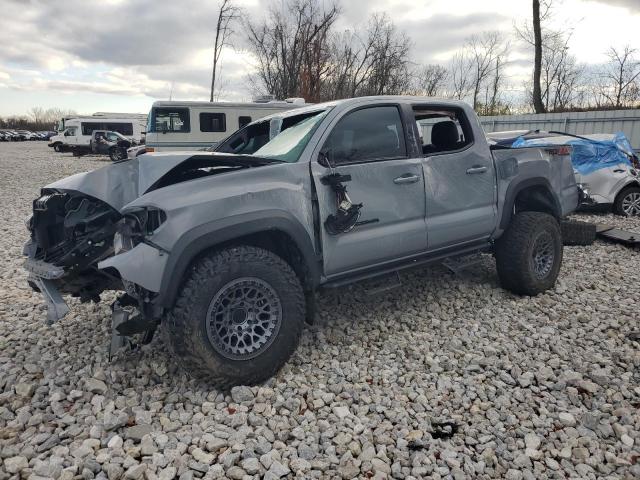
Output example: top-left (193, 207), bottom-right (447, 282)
top-left (44, 152), bottom-right (279, 211)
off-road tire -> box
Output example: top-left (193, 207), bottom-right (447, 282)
top-left (613, 185), bottom-right (640, 217)
top-left (495, 212), bottom-right (563, 296)
top-left (561, 219), bottom-right (596, 246)
top-left (165, 246), bottom-right (305, 388)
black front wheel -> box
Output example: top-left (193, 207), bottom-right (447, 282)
top-left (495, 212), bottom-right (563, 296)
top-left (165, 246), bottom-right (305, 387)
top-left (109, 147), bottom-right (127, 162)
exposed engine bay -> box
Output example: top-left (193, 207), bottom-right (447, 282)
top-left (24, 152), bottom-right (280, 326)
top-left (25, 190), bottom-right (122, 302)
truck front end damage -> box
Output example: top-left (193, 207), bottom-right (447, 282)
top-left (24, 190), bottom-right (122, 323)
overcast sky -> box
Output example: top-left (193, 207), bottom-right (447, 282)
top-left (0, 0), bottom-right (638, 116)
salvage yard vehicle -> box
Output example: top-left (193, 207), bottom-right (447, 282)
top-left (488, 131), bottom-right (640, 216)
top-left (48, 116), bottom-right (145, 153)
top-left (71, 130), bottom-right (134, 161)
top-left (144, 98), bottom-right (306, 153)
top-left (24, 96), bottom-right (579, 386)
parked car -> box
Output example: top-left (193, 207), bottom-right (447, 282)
top-left (24, 96), bottom-right (578, 386)
top-left (16, 130), bottom-right (36, 140)
top-left (488, 130), bottom-right (640, 216)
top-left (5, 130), bottom-right (24, 141)
top-left (0, 132), bottom-right (7, 141)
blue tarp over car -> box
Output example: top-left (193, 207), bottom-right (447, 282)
top-left (511, 132), bottom-right (635, 175)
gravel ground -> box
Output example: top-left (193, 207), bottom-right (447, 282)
top-left (1, 141), bottom-right (639, 480)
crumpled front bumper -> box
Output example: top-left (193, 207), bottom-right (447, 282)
top-left (23, 246), bottom-right (70, 324)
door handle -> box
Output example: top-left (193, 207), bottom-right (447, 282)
top-left (613, 168), bottom-right (625, 173)
top-left (466, 166), bottom-right (488, 174)
top-left (393, 174), bottom-right (419, 184)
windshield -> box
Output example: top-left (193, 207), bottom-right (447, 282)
top-left (215, 109), bottom-right (329, 162)
top-left (252, 111), bottom-right (328, 162)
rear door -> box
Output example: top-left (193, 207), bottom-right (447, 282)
top-left (310, 104), bottom-right (427, 277)
top-left (414, 106), bottom-right (497, 249)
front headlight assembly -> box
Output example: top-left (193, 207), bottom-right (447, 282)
top-left (114, 207), bottom-right (167, 254)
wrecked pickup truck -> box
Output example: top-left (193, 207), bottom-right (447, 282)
top-left (25, 97), bottom-right (579, 386)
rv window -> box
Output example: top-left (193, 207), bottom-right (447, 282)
top-left (200, 113), bottom-right (226, 132)
top-left (81, 122), bottom-right (103, 136)
top-left (153, 108), bottom-right (190, 133)
top-left (239, 116), bottom-right (252, 128)
top-left (106, 123), bottom-right (133, 136)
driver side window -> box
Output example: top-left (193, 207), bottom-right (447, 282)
top-left (322, 106), bottom-right (406, 165)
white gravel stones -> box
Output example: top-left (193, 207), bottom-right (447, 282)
top-left (1, 143), bottom-right (639, 479)
top-left (4, 456), bottom-right (28, 474)
top-left (85, 377), bottom-right (108, 394)
top-left (332, 405), bottom-right (350, 419)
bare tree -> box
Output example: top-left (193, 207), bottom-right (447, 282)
top-left (517, 0), bottom-right (557, 112)
top-left (466, 31), bottom-right (509, 111)
top-left (449, 51), bottom-right (473, 100)
top-left (246, 0), bottom-right (339, 102)
top-left (532, 0), bottom-right (545, 112)
top-left (210, 0), bottom-right (241, 102)
top-left (409, 64), bottom-right (448, 97)
top-left (599, 46), bottom-right (640, 108)
top-left (28, 107), bottom-right (46, 126)
top-left (537, 33), bottom-right (585, 111)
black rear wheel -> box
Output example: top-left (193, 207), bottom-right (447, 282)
top-left (495, 212), bottom-right (563, 296)
top-left (165, 246), bottom-right (305, 387)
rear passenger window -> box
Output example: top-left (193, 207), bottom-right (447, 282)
top-left (413, 106), bottom-right (473, 155)
top-left (200, 113), bottom-right (226, 132)
top-left (322, 106), bottom-right (406, 165)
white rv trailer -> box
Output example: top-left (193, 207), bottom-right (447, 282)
top-left (56, 112), bottom-right (148, 133)
top-left (49, 115), bottom-right (147, 152)
top-left (144, 99), bottom-right (306, 152)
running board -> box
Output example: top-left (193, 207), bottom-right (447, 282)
top-left (443, 253), bottom-right (484, 274)
top-left (364, 272), bottom-right (402, 296)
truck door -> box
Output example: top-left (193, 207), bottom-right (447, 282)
top-left (310, 104), bottom-right (428, 277)
top-left (414, 106), bottom-right (497, 250)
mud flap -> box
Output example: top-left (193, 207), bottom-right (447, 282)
top-left (33, 277), bottom-right (70, 325)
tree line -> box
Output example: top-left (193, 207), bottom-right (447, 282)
top-left (211, 0), bottom-right (640, 115)
top-left (0, 107), bottom-right (76, 131)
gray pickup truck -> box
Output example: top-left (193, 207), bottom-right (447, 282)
top-left (25, 96), bottom-right (579, 386)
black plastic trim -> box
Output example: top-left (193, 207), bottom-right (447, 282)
top-left (499, 177), bottom-right (561, 229)
top-left (155, 210), bottom-right (320, 309)
top-left (322, 240), bottom-right (490, 288)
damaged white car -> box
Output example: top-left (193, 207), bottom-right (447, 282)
top-left (488, 131), bottom-right (640, 216)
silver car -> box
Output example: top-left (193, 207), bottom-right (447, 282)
top-left (488, 130), bottom-right (640, 216)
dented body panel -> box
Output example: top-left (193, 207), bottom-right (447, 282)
top-left (99, 161), bottom-right (316, 293)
